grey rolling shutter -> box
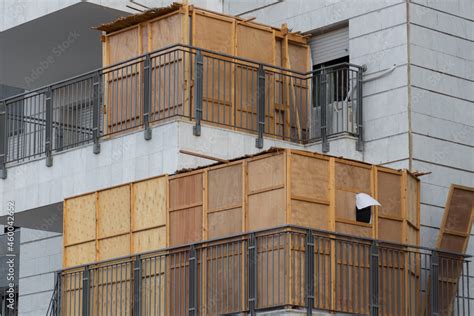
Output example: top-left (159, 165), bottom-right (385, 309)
top-left (310, 27), bottom-right (349, 65)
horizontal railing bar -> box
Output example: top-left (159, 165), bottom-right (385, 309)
top-left (2, 43), bottom-right (359, 104)
top-left (58, 224), bottom-right (471, 273)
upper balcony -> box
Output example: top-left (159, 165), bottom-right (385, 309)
top-left (0, 4), bottom-right (365, 180)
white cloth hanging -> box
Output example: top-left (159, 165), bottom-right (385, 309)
top-left (355, 193), bottom-right (381, 209)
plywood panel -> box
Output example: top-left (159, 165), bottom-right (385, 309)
top-left (248, 154), bottom-right (285, 193)
top-left (291, 200), bottom-right (329, 230)
top-left (169, 206), bottom-right (203, 246)
top-left (335, 222), bottom-right (372, 238)
top-left (107, 27), bottom-right (139, 64)
top-left (208, 208), bottom-right (242, 239)
top-left (194, 13), bottom-right (233, 55)
top-left (133, 227), bottom-right (166, 254)
top-left (288, 43), bottom-right (309, 73)
top-left (64, 242), bottom-right (96, 268)
top-left (169, 173), bottom-right (203, 210)
top-left (291, 154), bottom-right (329, 200)
top-left (99, 234), bottom-right (131, 261)
top-left (248, 189), bottom-right (285, 231)
top-left (208, 164), bottom-right (242, 211)
top-left (377, 171), bottom-right (402, 218)
top-left (437, 185), bottom-right (474, 253)
top-left (236, 24), bottom-right (273, 64)
top-left (335, 190), bottom-right (356, 221)
top-left (335, 162), bottom-right (371, 193)
top-left (64, 193), bottom-right (96, 246)
top-left (132, 176), bottom-right (167, 231)
top-left (98, 185), bottom-right (131, 239)
top-left (149, 13), bottom-right (183, 51)
top-left (407, 174), bottom-right (419, 227)
top-left (378, 218), bottom-right (403, 243)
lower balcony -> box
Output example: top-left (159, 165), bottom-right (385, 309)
top-left (48, 225), bottom-right (471, 316)
top-left (0, 44), bottom-right (364, 177)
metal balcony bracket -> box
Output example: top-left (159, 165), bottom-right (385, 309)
top-left (369, 241), bottom-right (379, 316)
top-left (0, 101), bottom-right (6, 179)
top-left (189, 246), bottom-right (198, 316)
top-left (82, 267), bottom-right (90, 316)
top-left (143, 54), bottom-right (152, 140)
top-left (248, 233), bottom-right (258, 315)
top-left (92, 72), bottom-right (101, 154)
top-left (133, 256), bottom-right (142, 315)
top-left (256, 65), bottom-right (265, 149)
top-left (45, 87), bottom-right (53, 167)
top-left (305, 230), bottom-right (315, 315)
top-left (193, 50), bottom-right (203, 137)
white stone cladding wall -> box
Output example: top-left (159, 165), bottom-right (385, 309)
top-left (1, 0), bottom-right (472, 313)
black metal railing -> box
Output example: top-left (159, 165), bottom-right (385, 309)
top-left (0, 44), bottom-right (364, 177)
top-left (48, 225), bottom-right (472, 316)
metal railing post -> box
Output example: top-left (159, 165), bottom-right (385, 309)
top-left (369, 241), bottom-right (379, 316)
top-left (193, 49), bottom-right (203, 136)
top-left (189, 246), bottom-right (198, 316)
top-left (430, 252), bottom-right (439, 316)
top-left (356, 68), bottom-right (364, 151)
top-left (0, 101), bottom-right (7, 179)
top-left (133, 256), bottom-right (142, 315)
top-left (305, 230), bottom-right (314, 315)
top-left (92, 72), bottom-right (101, 154)
top-left (248, 233), bottom-right (257, 315)
top-left (320, 70), bottom-right (329, 152)
top-left (53, 271), bottom-right (62, 316)
top-left (256, 65), bottom-right (265, 149)
top-left (143, 54), bottom-right (152, 140)
top-left (82, 267), bottom-right (90, 316)
top-left (45, 87), bottom-right (53, 167)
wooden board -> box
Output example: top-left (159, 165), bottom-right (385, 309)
top-left (193, 12), bottom-right (233, 55)
top-left (132, 176), bottom-right (167, 231)
top-left (247, 153), bottom-right (286, 231)
top-left (149, 12), bottom-right (183, 51)
top-left (64, 242), bottom-right (96, 268)
top-left (434, 184), bottom-right (473, 315)
top-left (169, 172), bottom-right (204, 246)
top-left (98, 185), bottom-right (131, 239)
top-left (64, 193), bottom-right (96, 246)
top-left (437, 185), bottom-right (473, 252)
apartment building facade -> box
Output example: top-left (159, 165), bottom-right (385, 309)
top-left (0, 0), bottom-right (472, 315)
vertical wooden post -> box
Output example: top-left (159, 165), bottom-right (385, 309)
top-left (328, 158), bottom-right (336, 310)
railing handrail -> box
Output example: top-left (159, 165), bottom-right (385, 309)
top-left (57, 224), bottom-right (471, 273)
top-left (1, 43), bottom-right (366, 105)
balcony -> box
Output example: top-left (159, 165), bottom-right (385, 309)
top-left (0, 44), bottom-right (364, 178)
top-left (47, 225), bottom-right (471, 316)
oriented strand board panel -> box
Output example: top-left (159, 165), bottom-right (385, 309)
top-left (98, 185), bottom-right (131, 239)
top-left (132, 176), bottom-right (167, 231)
top-left (378, 217), bottom-right (403, 243)
top-left (193, 12), bottom-right (233, 55)
top-left (407, 173), bottom-right (419, 227)
top-left (149, 12), bottom-right (183, 51)
top-left (169, 172), bottom-right (203, 246)
top-left (64, 193), bottom-right (96, 245)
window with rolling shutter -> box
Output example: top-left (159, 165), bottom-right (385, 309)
top-left (310, 26), bottom-right (349, 66)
